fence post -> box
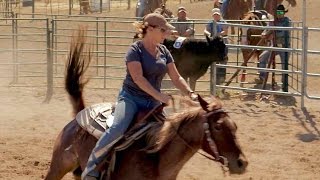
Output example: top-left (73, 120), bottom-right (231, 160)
top-left (32, 0), bottom-right (35, 18)
top-left (96, 17), bottom-right (99, 76)
top-left (103, 21), bottom-right (107, 89)
top-left (69, 0), bottom-right (72, 15)
top-left (44, 18), bottom-right (53, 103)
top-left (11, 14), bottom-right (18, 84)
top-left (300, 0), bottom-right (307, 108)
top-left (100, 0), bottom-right (103, 13)
top-left (127, 0), bottom-right (130, 10)
top-left (210, 63), bottom-right (217, 95)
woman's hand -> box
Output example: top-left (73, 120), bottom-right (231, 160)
top-left (189, 92), bottom-right (198, 101)
top-left (158, 93), bottom-right (172, 106)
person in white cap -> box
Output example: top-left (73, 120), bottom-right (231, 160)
top-left (81, 13), bottom-right (197, 180)
top-left (204, 8), bottom-right (228, 38)
top-left (204, 8), bottom-right (229, 85)
top-left (171, 6), bottom-right (195, 37)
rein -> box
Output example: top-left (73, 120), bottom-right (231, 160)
top-left (169, 108), bottom-right (229, 174)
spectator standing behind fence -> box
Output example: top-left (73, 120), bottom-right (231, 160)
top-left (171, 7), bottom-right (195, 37)
top-left (255, 4), bottom-right (291, 92)
top-left (204, 8), bottom-right (229, 85)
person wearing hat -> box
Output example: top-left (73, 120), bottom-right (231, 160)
top-left (204, 8), bottom-right (228, 38)
top-left (204, 8), bottom-right (229, 85)
top-left (171, 6), bottom-right (195, 37)
top-left (255, 4), bottom-right (291, 92)
top-left (81, 13), bottom-right (197, 180)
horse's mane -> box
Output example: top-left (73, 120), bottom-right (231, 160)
top-left (242, 12), bottom-right (260, 21)
top-left (145, 97), bottom-right (223, 153)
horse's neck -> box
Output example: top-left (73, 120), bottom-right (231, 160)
top-left (227, 0), bottom-right (251, 19)
top-left (158, 118), bottom-right (204, 178)
top-left (112, 114), bottom-right (204, 179)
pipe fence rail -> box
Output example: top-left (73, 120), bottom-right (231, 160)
top-left (0, 0), bottom-right (131, 18)
top-left (0, 12), bottom-right (319, 107)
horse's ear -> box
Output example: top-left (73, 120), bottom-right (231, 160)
top-left (197, 94), bottom-right (209, 112)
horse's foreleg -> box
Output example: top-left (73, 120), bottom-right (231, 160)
top-left (45, 121), bottom-right (80, 180)
top-left (231, 26), bottom-right (236, 44)
top-left (45, 139), bottom-right (79, 180)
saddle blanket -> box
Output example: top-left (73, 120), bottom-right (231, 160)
top-left (76, 102), bottom-right (115, 139)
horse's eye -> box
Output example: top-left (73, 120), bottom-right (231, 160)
top-left (214, 124), bottom-right (222, 131)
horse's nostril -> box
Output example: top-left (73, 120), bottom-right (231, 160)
top-left (237, 158), bottom-right (248, 169)
top-left (237, 159), bottom-right (243, 167)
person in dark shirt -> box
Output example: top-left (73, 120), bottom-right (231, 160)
top-left (256, 4), bottom-right (291, 92)
top-left (171, 6), bottom-right (195, 37)
top-left (81, 13), bottom-right (197, 180)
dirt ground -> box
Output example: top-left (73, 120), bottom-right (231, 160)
top-left (1, 0), bottom-right (320, 180)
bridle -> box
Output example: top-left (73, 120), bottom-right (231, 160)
top-left (202, 109), bottom-right (228, 163)
top-left (169, 107), bottom-right (229, 174)
top-left (201, 108), bottom-right (229, 173)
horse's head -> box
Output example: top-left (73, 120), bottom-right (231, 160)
top-left (154, 6), bottom-right (174, 19)
top-left (198, 95), bottom-right (248, 174)
top-left (205, 35), bottom-right (226, 61)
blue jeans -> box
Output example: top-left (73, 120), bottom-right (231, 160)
top-left (258, 50), bottom-right (289, 86)
top-left (81, 89), bottom-right (160, 179)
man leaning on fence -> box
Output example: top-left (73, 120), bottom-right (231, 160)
top-left (171, 7), bottom-right (195, 37)
top-left (255, 4), bottom-right (291, 92)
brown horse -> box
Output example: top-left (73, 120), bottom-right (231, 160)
top-left (239, 11), bottom-right (271, 62)
top-left (218, 0), bottom-right (297, 19)
top-left (223, 11), bottom-right (272, 87)
top-left (213, 0), bottom-right (253, 44)
top-left (213, 0), bottom-right (296, 43)
top-left (153, 4), bottom-right (174, 19)
top-left (136, 0), bottom-right (173, 18)
top-left (45, 29), bottom-right (248, 180)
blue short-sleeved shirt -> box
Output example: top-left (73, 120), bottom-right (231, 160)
top-left (122, 40), bottom-right (174, 100)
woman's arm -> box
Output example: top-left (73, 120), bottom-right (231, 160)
top-left (127, 61), bottom-right (170, 104)
top-left (167, 62), bottom-right (195, 97)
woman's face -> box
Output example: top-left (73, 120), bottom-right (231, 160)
top-left (148, 26), bottom-right (171, 43)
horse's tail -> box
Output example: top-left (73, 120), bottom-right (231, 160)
top-left (65, 27), bottom-right (91, 116)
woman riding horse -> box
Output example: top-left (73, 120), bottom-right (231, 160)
top-left (82, 13), bottom-right (196, 179)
